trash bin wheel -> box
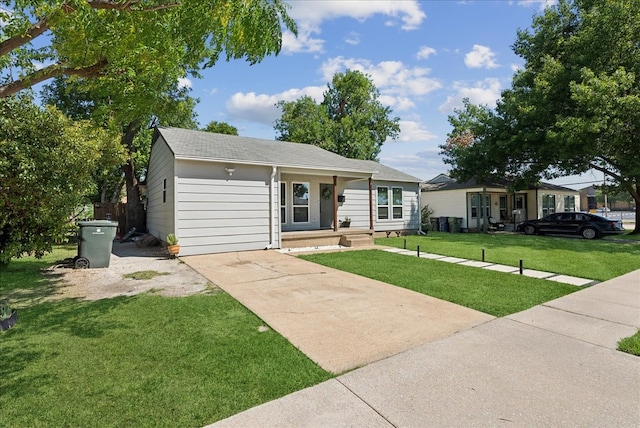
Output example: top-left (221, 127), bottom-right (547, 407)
top-left (74, 257), bottom-right (90, 269)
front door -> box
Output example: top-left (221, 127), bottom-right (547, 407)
top-left (319, 183), bottom-right (334, 229)
top-left (514, 194), bottom-right (527, 222)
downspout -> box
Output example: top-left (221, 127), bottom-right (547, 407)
top-left (265, 166), bottom-right (277, 249)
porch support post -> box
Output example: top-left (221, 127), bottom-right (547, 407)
top-left (369, 177), bottom-right (374, 230)
top-left (333, 175), bottom-right (338, 232)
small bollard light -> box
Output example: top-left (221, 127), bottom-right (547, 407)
top-left (403, 238), bottom-right (407, 249)
top-left (482, 248), bottom-right (485, 262)
top-left (417, 245), bottom-right (420, 257)
top-left (519, 259), bottom-right (524, 275)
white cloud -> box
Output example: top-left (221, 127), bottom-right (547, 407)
top-left (225, 86), bottom-right (325, 125)
top-left (320, 57), bottom-right (442, 108)
top-left (282, 1), bottom-right (425, 54)
top-left (177, 77), bottom-right (192, 89)
top-left (464, 44), bottom-right (499, 69)
top-left (398, 120), bottom-right (437, 142)
top-left (344, 31), bottom-right (360, 46)
top-left (438, 78), bottom-right (503, 112)
top-left (516, 0), bottom-right (557, 9)
top-left (416, 46), bottom-right (437, 60)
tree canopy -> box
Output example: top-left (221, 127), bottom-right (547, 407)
top-left (0, 96), bottom-right (108, 265)
top-left (0, 0), bottom-right (296, 100)
top-left (442, 0), bottom-right (639, 233)
top-left (202, 121), bottom-right (238, 135)
top-left (275, 70), bottom-right (400, 161)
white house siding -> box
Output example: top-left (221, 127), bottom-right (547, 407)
top-left (421, 189), bottom-right (468, 222)
top-left (343, 180), bottom-right (420, 231)
top-left (175, 160), bottom-right (273, 256)
top-left (146, 137), bottom-right (176, 242)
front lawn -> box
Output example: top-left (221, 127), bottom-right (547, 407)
top-left (0, 248), bottom-right (331, 426)
top-left (376, 232), bottom-right (640, 281)
top-left (300, 250), bottom-right (578, 317)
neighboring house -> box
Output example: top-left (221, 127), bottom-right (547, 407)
top-left (421, 176), bottom-right (580, 231)
top-left (146, 127), bottom-right (421, 256)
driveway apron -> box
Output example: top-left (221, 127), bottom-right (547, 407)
top-left (183, 250), bottom-right (494, 374)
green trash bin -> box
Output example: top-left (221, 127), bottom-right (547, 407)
top-left (448, 217), bottom-right (461, 233)
top-left (75, 220), bottom-right (118, 269)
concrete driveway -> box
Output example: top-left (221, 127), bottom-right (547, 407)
top-left (183, 250), bottom-right (494, 374)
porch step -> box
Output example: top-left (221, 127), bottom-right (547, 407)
top-left (339, 234), bottom-right (374, 247)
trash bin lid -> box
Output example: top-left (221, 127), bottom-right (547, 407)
top-left (78, 220), bottom-right (118, 227)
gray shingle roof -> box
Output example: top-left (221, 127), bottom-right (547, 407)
top-left (349, 160), bottom-right (422, 183)
top-left (156, 127), bottom-right (374, 174)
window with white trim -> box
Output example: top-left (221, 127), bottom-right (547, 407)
top-left (392, 187), bottom-right (403, 219)
top-left (162, 178), bottom-right (167, 203)
top-left (280, 182), bottom-right (286, 223)
top-left (542, 194), bottom-right (556, 216)
top-left (377, 186), bottom-right (403, 220)
top-left (564, 195), bottom-right (575, 212)
top-left (470, 194), bottom-right (490, 219)
top-left (292, 182), bottom-right (309, 223)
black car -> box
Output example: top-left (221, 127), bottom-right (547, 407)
top-left (517, 212), bottom-right (625, 239)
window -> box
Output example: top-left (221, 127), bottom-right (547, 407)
top-left (564, 195), bottom-right (575, 212)
top-left (280, 182), bottom-right (286, 224)
top-left (377, 187), bottom-right (389, 219)
top-left (377, 186), bottom-right (403, 220)
top-left (162, 178), bottom-right (167, 203)
top-left (392, 187), bottom-right (403, 219)
top-left (542, 194), bottom-right (556, 216)
top-left (292, 182), bottom-right (309, 223)
top-left (470, 194), bottom-right (490, 219)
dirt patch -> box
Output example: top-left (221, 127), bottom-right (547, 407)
top-left (42, 241), bottom-right (218, 301)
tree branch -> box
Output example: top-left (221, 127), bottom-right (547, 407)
top-left (0, 17), bottom-right (50, 58)
top-left (0, 59), bottom-right (108, 98)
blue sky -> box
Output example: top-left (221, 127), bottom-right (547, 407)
top-left (182, 0), bottom-right (603, 186)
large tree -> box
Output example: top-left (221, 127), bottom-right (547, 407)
top-left (0, 0), bottom-right (296, 97)
top-left (275, 69), bottom-right (400, 160)
top-left (0, 96), bottom-right (107, 265)
top-left (442, 0), bottom-right (640, 234)
top-left (2, 0), bottom-right (296, 232)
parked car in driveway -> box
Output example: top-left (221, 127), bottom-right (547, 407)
top-left (517, 212), bottom-right (625, 239)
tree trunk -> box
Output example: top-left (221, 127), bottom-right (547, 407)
top-left (121, 121), bottom-right (145, 233)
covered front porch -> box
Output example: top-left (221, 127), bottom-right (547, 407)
top-left (281, 228), bottom-right (375, 249)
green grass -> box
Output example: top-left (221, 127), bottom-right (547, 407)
top-left (300, 250), bottom-right (578, 317)
top-left (0, 249), bottom-right (332, 426)
top-left (376, 232), bottom-right (640, 281)
top-left (618, 330), bottom-right (640, 356)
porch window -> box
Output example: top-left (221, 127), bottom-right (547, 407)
top-left (542, 194), bottom-right (556, 216)
top-left (378, 186), bottom-right (403, 220)
top-left (280, 182), bottom-right (286, 223)
top-left (564, 195), bottom-right (576, 212)
top-left (377, 187), bottom-right (389, 219)
top-left (292, 182), bottom-right (309, 223)
top-left (471, 194), bottom-right (490, 219)
top-left (392, 187), bottom-right (403, 219)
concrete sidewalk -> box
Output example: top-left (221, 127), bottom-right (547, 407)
top-left (209, 269), bottom-right (640, 427)
top-left (183, 251), bottom-right (493, 374)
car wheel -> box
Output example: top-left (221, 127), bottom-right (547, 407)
top-left (523, 224), bottom-right (536, 235)
top-left (581, 227), bottom-right (598, 239)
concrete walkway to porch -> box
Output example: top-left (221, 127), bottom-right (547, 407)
top-left (182, 250), bottom-right (494, 374)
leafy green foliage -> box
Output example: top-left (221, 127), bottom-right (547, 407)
top-left (275, 70), bottom-right (400, 160)
top-left (0, 96), bottom-right (107, 265)
top-left (202, 120), bottom-right (238, 135)
top-left (442, 0), bottom-right (640, 232)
